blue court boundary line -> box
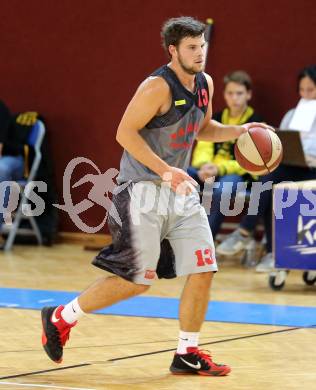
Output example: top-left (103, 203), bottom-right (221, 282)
top-left (0, 287), bottom-right (315, 327)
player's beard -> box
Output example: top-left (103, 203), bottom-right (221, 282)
top-left (178, 53), bottom-right (204, 75)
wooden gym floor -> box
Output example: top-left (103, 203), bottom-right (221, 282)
top-left (0, 244), bottom-right (315, 390)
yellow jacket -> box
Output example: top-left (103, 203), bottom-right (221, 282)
top-left (191, 106), bottom-right (263, 177)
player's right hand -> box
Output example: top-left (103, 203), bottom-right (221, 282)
top-left (161, 167), bottom-right (198, 194)
top-left (198, 163), bottom-right (219, 181)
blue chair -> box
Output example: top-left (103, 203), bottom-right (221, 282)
top-left (3, 120), bottom-right (46, 251)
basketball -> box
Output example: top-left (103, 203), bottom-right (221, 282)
top-left (234, 126), bottom-right (283, 175)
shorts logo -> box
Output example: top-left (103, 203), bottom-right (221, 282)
top-left (145, 270), bottom-right (156, 279)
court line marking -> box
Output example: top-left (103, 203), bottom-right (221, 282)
top-left (1, 326), bottom-right (315, 380)
top-left (0, 332), bottom-right (269, 354)
top-left (108, 325), bottom-right (313, 361)
top-left (38, 299), bottom-right (55, 303)
top-left (0, 383), bottom-right (95, 390)
top-left (0, 364), bottom-right (91, 381)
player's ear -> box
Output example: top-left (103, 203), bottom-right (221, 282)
top-left (247, 90), bottom-right (252, 101)
top-left (168, 45), bottom-right (176, 57)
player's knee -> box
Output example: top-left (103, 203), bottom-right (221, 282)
top-left (197, 272), bottom-right (214, 292)
top-left (190, 271), bottom-right (214, 284)
top-left (133, 283), bottom-right (150, 294)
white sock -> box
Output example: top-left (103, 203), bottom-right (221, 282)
top-left (61, 298), bottom-right (85, 324)
top-left (177, 330), bottom-right (199, 354)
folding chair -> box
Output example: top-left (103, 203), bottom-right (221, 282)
top-left (3, 120), bottom-right (46, 251)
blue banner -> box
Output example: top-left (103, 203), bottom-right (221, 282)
top-left (274, 187), bottom-right (316, 270)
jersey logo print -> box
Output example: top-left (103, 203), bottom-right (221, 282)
top-left (175, 99), bottom-right (186, 106)
top-left (169, 122), bottom-right (199, 150)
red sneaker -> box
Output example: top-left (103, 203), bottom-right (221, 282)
top-left (170, 347), bottom-right (231, 376)
top-left (41, 305), bottom-right (76, 363)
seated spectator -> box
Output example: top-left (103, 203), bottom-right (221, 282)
top-left (0, 103), bottom-right (58, 245)
top-left (188, 70), bottom-right (263, 238)
top-left (0, 101), bottom-right (27, 235)
top-left (217, 65), bottom-right (316, 272)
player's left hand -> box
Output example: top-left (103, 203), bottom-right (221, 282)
top-left (241, 122), bottom-right (275, 133)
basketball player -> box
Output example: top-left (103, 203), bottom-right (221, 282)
top-left (41, 16), bottom-right (271, 376)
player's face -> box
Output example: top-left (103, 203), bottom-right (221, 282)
top-left (299, 76), bottom-right (316, 100)
top-left (174, 35), bottom-right (206, 75)
top-left (224, 82), bottom-right (251, 111)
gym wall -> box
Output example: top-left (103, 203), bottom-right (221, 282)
top-left (0, 0), bottom-right (315, 232)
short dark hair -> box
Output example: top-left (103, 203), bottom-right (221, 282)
top-left (223, 70), bottom-right (253, 91)
top-left (298, 65), bottom-right (316, 86)
top-left (161, 16), bottom-right (205, 55)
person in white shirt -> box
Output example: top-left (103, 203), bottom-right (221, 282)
top-left (217, 64), bottom-right (316, 272)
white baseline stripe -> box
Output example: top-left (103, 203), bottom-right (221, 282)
top-left (38, 299), bottom-right (55, 303)
top-left (0, 382), bottom-right (96, 390)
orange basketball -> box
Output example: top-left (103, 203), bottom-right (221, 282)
top-left (234, 126), bottom-right (283, 175)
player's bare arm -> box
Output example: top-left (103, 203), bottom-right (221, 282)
top-left (116, 77), bottom-right (197, 191)
top-left (116, 76), bottom-right (170, 175)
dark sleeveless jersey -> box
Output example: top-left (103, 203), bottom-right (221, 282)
top-left (117, 65), bottom-right (209, 183)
